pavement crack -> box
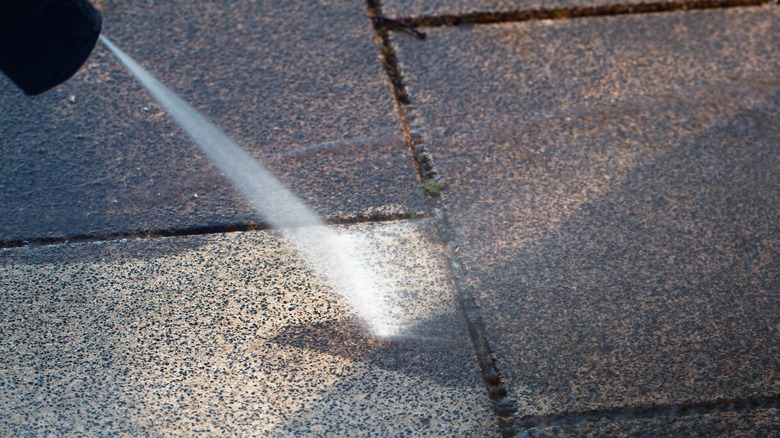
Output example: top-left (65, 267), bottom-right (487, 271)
top-left (394, 0), bottom-right (772, 28)
top-left (515, 394), bottom-right (780, 435)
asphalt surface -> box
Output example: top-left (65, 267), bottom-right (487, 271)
top-left (1, 0), bottom-right (778, 436)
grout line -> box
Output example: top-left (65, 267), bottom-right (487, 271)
top-left (516, 394), bottom-right (780, 433)
top-left (367, 1), bottom-right (441, 195)
top-left (0, 212), bottom-right (423, 249)
top-left (367, 2), bottom-right (411, 105)
top-left (0, 223), bottom-right (270, 249)
top-left (366, 1), bottom-right (519, 435)
top-left (432, 206), bottom-right (520, 436)
top-left (393, 0), bottom-right (772, 28)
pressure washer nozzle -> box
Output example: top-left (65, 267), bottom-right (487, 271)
top-left (0, 0), bottom-right (102, 96)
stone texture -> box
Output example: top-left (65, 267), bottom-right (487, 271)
top-left (0, 220), bottom-right (497, 435)
top-left (392, 3), bottom-right (780, 423)
top-left (382, 0), bottom-right (730, 20)
top-left (525, 408), bottom-right (780, 437)
top-left (0, 0), bottom-right (425, 244)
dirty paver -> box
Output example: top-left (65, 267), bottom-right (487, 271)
top-left (392, 5), bottom-right (780, 433)
top-left (381, 0), bottom-right (738, 20)
top-left (0, 0), bottom-right (425, 244)
top-left (0, 220), bottom-right (497, 435)
top-left (523, 407), bottom-right (780, 437)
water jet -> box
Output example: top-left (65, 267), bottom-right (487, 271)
top-left (99, 36), bottom-right (396, 337)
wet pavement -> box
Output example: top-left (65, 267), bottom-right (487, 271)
top-left (0, 221), bottom-right (495, 435)
top-left (0, 0), bottom-right (425, 244)
top-left (1, 0), bottom-right (778, 436)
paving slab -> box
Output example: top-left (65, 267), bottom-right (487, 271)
top-left (392, 3), bottom-right (780, 430)
top-left (382, 0), bottom-right (732, 21)
top-left (0, 0), bottom-right (425, 244)
top-left (0, 219), bottom-right (497, 435)
top-left (524, 407), bottom-right (780, 437)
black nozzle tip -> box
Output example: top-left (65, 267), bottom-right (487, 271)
top-left (0, 0), bottom-right (103, 96)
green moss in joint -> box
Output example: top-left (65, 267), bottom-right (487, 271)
top-left (423, 178), bottom-right (444, 194)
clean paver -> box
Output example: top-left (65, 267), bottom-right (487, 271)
top-left (0, 0), bottom-right (425, 244)
top-left (0, 220), bottom-right (497, 435)
top-left (392, 4), bottom-right (780, 431)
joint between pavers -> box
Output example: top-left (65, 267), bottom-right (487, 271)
top-left (366, 2), bottom-right (518, 432)
top-left (367, 0), bottom-right (412, 105)
top-left (0, 213), bottom-right (422, 249)
top-left (515, 394), bottom-right (780, 434)
top-left (0, 223), bottom-right (271, 249)
top-left (366, 2), bottom-right (517, 433)
top-left (366, 0), bottom-right (443, 198)
top-left (429, 203), bottom-right (521, 436)
top-left (393, 0), bottom-right (773, 28)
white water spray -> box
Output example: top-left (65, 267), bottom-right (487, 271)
top-left (99, 36), bottom-right (395, 337)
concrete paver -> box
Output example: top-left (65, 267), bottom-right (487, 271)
top-left (0, 220), bottom-right (497, 435)
top-left (0, 0), bottom-right (425, 244)
top-left (3, 0), bottom-right (779, 435)
top-left (526, 407), bottom-right (780, 436)
top-left (382, 0), bottom-right (731, 20)
top-left (392, 4), bottom-right (780, 430)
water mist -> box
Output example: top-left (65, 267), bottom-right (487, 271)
top-left (99, 36), bottom-right (395, 337)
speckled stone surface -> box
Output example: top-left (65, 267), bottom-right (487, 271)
top-left (0, 0), bottom-right (425, 243)
top-left (0, 220), bottom-right (497, 435)
top-left (392, 2), bottom-right (780, 426)
top-left (382, 0), bottom-right (728, 20)
top-left (527, 408), bottom-right (780, 437)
